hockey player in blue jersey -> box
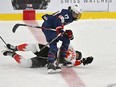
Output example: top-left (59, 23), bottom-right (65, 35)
top-left (41, 5), bottom-right (82, 73)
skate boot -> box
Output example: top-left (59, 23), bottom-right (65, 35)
top-left (81, 56), bottom-right (94, 65)
top-left (2, 50), bottom-right (21, 64)
top-left (59, 57), bottom-right (72, 67)
top-left (2, 50), bottom-right (16, 57)
top-left (47, 61), bottom-right (61, 74)
top-left (5, 44), bottom-right (17, 51)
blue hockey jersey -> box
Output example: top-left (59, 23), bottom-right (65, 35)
top-left (42, 9), bottom-right (75, 29)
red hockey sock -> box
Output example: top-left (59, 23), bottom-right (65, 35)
top-left (17, 43), bottom-right (28, 51)
top-left (13, 54), bottom-right (21, 63)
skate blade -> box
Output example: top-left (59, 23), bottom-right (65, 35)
top-left (59, 63), bottom-right (73, 68)
top-left (61, 64), bottom-right (73, 68)
top-left (66, 64), bottom-right (73, 67)
top-left (48, 69), bottom-right (61, 74)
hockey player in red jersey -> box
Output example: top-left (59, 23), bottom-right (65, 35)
top-left (2, 43), bottom-right (93, 70)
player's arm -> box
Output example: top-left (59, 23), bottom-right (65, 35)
top-left (66, 48), bottom-right (93, 67)
top-left (74, 56), bottom-right (94, 66)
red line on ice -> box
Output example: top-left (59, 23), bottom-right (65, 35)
top-left (61, 68), bottom-right (86, 87)
top-left (24, 20), bottom-right (47, 44)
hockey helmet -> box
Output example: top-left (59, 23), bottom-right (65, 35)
top-left (68, 5), bottom-right (82, 20)
top-left (65, 45), bottom-right (77, 62)
top-left (65, 46), bottom-right (82, 62)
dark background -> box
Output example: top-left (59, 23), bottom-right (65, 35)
top-left (11, 0), bottom-right (50, 10)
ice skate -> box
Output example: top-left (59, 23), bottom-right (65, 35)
top-left (5, 44), bottom-right (17, 51)
top-left (2, 50), bottom-right (16, 57)
top-left (47, 62), bottom-right (61, 74)
top-left (59, 57), bottom-right (72, 67)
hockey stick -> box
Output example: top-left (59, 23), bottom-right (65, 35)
top-left (12, 23), bottom-right (56, 33)
top-left (33, 33), bottom-right (62, 60)
top-left (12, 11), bottom-right (61, 33)
top-left (39, 33), bottom-right (62, 52)
top-left (37, 56), bottom-right (47, 59)
top-left (0, 36), bottom-right (7, 45)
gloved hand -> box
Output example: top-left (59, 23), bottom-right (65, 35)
top-left (56, 26), bottom-right (64, 34)
top-left (81, 56), bottom-right (94, 65)
top-left (64, 30), bottom-right (74, 40)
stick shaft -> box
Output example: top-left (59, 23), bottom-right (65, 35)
top-left (0, 36), bottom-right (7, 45)
top-left (39, 33), bottom-right (61, 52)
top-left (12, 23), bottom-right (56, 33)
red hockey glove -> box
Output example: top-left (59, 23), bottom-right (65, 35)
top-left (56, 26), bottom-right (64, 34)
top-left (64, 30), bottom-right (74, 40)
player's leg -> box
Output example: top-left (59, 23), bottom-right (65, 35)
top-left (42, 30), bottom-right (61, 73)
top-left (47, 41), bottom-right (61, 73)
top-left (30, 57), bottom-right (47, 68)
top-left (58, 36), bottom-right (72, 67)
top-left (2, 50), bottom-right (32, 67)
top-left (6, 43), bottom-right (39, 53)
top-left (2, 50), bottom-right (48, 68)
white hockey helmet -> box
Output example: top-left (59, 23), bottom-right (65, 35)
top-left (68, 5), bottom-right (82, 20)
top-left (65, 45), bottom-right (76, 62)
top-left (65, 45), bottom-right (82, 62)
top-left (69, 5), bottom-right (82, 13)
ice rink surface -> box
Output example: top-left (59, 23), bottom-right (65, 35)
top-left (0, 19), bottom-right (116, 87)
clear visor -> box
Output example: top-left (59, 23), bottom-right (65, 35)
top-left (72, 11), bottom-right (81, 20)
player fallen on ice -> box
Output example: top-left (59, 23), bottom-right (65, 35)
top-left (2, 43), bottom-right (93, 72)
top-left (41, 5), bottom-right (82, 73)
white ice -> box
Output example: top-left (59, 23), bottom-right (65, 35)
top-left (0, 19), bottom-right (116, 87)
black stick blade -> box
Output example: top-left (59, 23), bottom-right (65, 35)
top-left (12, 24), bottom-right (26, 33)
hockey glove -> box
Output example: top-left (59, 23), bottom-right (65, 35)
top-left (56, 26), bottom-right (64, 34)
top-left (81, 56), bottom-right (93, 65)
top-left (64, 30), bottom-right (74, 40)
